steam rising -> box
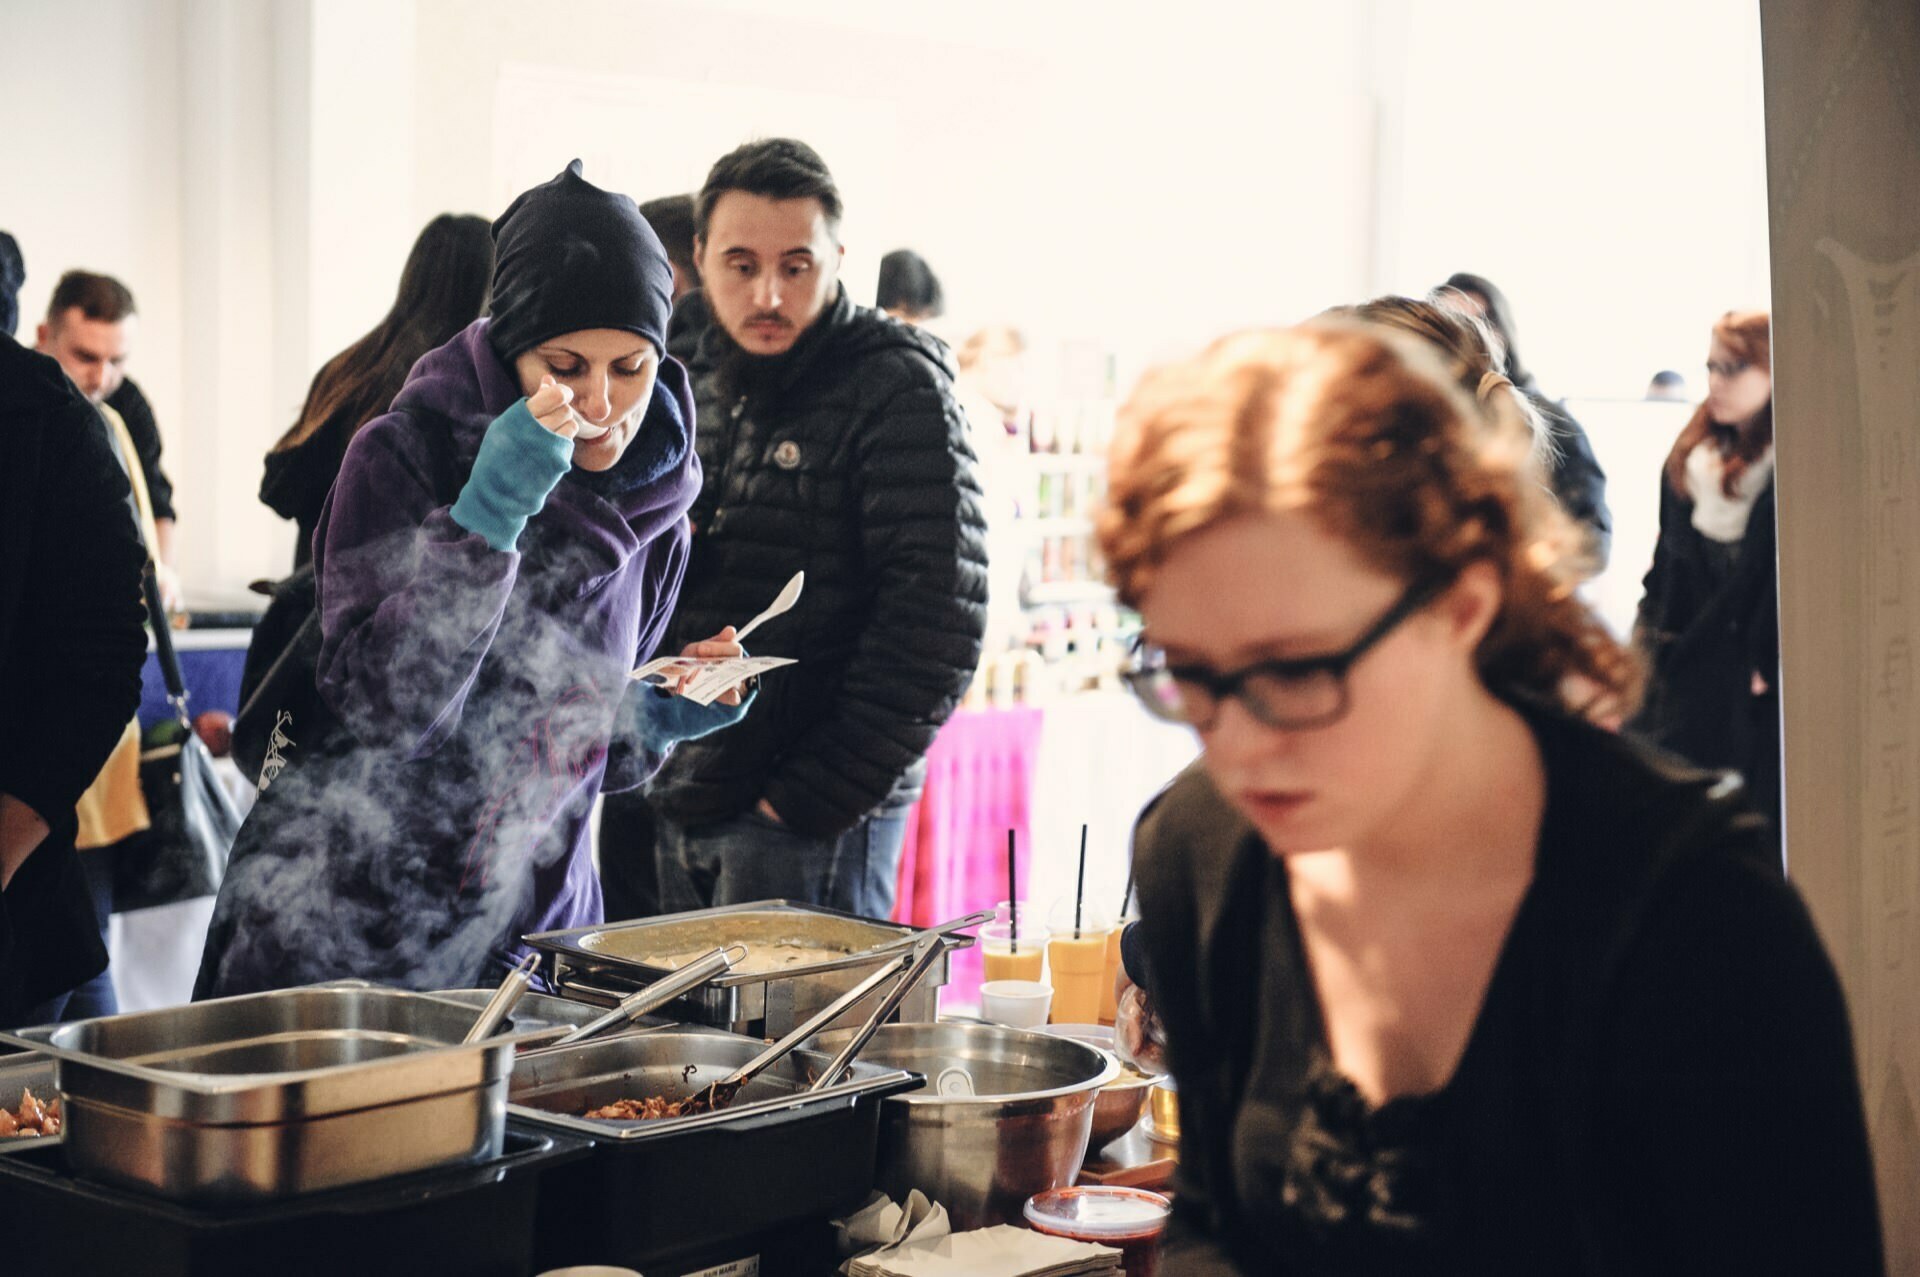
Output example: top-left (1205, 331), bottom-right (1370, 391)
top-left (206, 514), bottom-right (657, 993)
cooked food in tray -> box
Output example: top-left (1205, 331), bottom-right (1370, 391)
top-left (584, 1092), bottom-right (712, 1121)
top-left (576, 908), bottom-right (908, 976)
top-left (0, 1087), bottom-right (62, 1138)
top-left (640, 939), bottom-right (862, 975)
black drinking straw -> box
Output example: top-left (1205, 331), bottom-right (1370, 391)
top-left (1007, 829), bottom-right (1019, 953)
top-left (1075, 824), bottom-right (1089, 936)
top-left (1120, 862), bottom-right (1135, 921)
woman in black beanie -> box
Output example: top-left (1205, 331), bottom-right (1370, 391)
top-left (198, 162), bottom-right (754, 996)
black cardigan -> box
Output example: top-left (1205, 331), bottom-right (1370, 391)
top-left (1629, 467), bottom-right (1780, 832)
top-left (259, 404), bottom-right (359, 571)
top-left (1132, 703), bottom-right (1881, 1276)
top-left (0, 336), bottom-right (149, 1020)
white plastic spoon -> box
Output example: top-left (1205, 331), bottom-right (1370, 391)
top-left (734, 571), bottom-right (805, 642)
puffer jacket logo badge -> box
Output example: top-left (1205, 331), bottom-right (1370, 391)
top-left (774, 441), bottom-right (802, 470)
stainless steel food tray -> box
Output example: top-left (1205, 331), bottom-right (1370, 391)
top-left (526, 900), bottom-right (970, 1036)
top-left (0, 985), bottom-right (547, 1202)
top-left (507, 1028), bottom-right (921, 1141)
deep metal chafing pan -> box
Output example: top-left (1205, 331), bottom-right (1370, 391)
top-left (0, 985), bottom-right (544, 1202)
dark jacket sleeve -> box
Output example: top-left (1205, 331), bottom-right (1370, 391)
top-left (107, 377), bottom-right (177, 522)
top-left (1541, 398), bottom-right (1610, 571)
top-left (759, 359), bottom-right (989, 836)
top-left (313, 415), bottom-right (520, 759)
top-left (1634, 476), bottom-right (1694, 650)
top-left (0, 404), bottom-right (148, 829)
top-left (1593, 828), bottom-right (1885, 1276)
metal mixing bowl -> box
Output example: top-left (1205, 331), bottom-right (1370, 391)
top-left (809, 1021), bottom-right (1117, 1229)
top-left (1035, 1024), bottom-right (1159, 1149)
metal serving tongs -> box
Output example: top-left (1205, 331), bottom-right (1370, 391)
top-left (864, 908), bottom-right (994, 961)
top-left (550, 943), bottom-right (747, 1047)
top-left (461, 953), bottom-right (542, 1045)
top-left (683, 911), bottom-right (984, 1114)
top-left (806, 931), bottom-right (950, 1093)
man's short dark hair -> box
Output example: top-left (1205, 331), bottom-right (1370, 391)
top-left (877, 249), bottom-right (944, 320)
top-left (639, 194), bottom-right (697, 277)
top-left (695, 139), bottom-right (843, 242)
top-left (48, 269), bottom-right (136, 325)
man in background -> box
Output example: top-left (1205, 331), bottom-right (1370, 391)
top-left (35, 269), bottom-right (183, 608)
top-left (1646, 369), bottom-right (1690, 402)
top-left (877, 248), bottom-right (945, 326)
top-left (639, 194), bottom-right (700, 303)
top-left (646, 138), bottom-right (987, 918)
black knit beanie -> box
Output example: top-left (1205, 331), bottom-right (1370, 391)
top-left (486, 160), bottom-right (674, 362)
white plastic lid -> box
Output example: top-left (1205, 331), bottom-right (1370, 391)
top-left (1024, 1186), bottom-right (1171, 1239)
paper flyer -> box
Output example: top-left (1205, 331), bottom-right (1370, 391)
top-left (630, 655), bottom-right (797, 706)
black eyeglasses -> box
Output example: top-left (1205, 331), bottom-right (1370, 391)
top-left (1123, 576), bottom-right (1448, 731)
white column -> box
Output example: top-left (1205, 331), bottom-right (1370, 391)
top-left (174, 0), bottom-right (421, 588)
top-left (178, 0), bottom-right (295, 588)
top-left (1761, 0), bottom-right (1920, 1263)
top-left (303, 0), bottom-right (419, 368)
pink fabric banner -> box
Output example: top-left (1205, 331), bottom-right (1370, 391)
top-left (892, 705), bottom-right (1045, 1006)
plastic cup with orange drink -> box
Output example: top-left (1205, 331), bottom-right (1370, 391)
top-left (1046, 900), bottom-right (1113, 1025)
top-left (980, 919), bottom-right (1047, 985)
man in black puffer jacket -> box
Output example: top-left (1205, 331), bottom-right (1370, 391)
top-left (642, 139), bottom-right (988, 920)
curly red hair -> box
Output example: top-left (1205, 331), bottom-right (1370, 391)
top-left (1098, 323), bottom-right (1640, 717)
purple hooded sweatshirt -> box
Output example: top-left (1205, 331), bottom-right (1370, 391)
top-left (197, 320), bottom-right (700, 994)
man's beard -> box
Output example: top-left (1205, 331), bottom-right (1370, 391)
top-left (715, 313), bottom-right (811, 400)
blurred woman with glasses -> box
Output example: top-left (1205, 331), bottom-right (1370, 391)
top-left (1103, 322), bottom-right (1878, 1275)
top-left (1629, 310), bottom-right (1780, 844)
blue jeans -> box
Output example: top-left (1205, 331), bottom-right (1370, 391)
top-left (18, 849), bottom-right (118, 1025)
top-left (655, 807), bottom-right (908, 920)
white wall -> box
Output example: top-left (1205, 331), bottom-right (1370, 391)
top-left (1373, 0), bottom-right (1771, 399)
top-left (3, 0), bottom-right (1767, 598)
top-left (5, 0), bottom-right (436, 589)
top-left (3, 0), bottom-right (186, 522)
top-left (406, 0), bottom-right (1376, 390)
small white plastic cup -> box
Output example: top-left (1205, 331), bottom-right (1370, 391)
top-left (981, 979), bottom-right (1054, 1029)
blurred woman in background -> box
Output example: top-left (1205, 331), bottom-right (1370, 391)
top-left (261, 213), bottom-right (494, 570)
top-left (1629, 309), bottom-right (1779, 841)
top-left (1438, 271), bottom-right (1612, 570)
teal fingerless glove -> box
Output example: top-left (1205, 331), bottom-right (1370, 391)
top-left (449, 399), bottom-right (574, 552)
top-left (631, 684), bottom-right (756, 755)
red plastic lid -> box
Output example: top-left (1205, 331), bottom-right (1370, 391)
top-left (1024, 1186), bottom-right (1171, 1240)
